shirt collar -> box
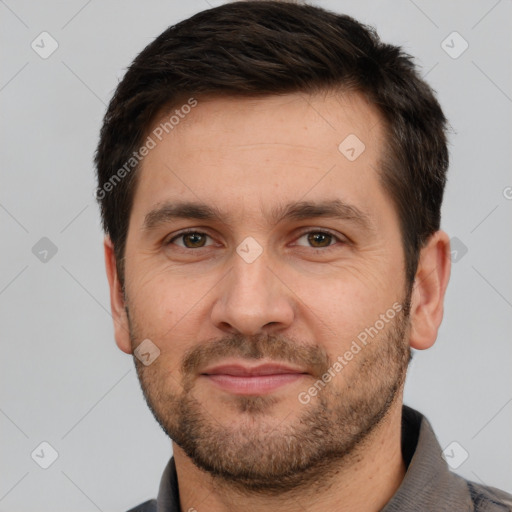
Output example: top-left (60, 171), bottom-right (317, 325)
top-left (381, 405), bottom-right (472, 511)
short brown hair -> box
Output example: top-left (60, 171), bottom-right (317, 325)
top-left (95, 0), bottom-right (449, 288)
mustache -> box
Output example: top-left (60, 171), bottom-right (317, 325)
top-left (180, 333), bottom-right (331, 380)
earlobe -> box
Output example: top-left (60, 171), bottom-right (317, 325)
top-left (104, 236), bottom-right (133, 354)
top-left (408, 230), bottom-right (451, 351)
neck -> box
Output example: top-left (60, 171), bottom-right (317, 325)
top-left (172, 400), bottom-right (406, 512)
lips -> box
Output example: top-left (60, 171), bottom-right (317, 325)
top-left (200, 362), bottom-right (308, 395)
top-left (202, 363), bottom-right (307, 376)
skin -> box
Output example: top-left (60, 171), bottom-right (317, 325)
top-left (104, 91), bottom-right (451, 512)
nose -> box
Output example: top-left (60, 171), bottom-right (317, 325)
top-left (210, 247), bottom-right (295, 336)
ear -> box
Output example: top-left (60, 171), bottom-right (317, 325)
top-left (104, 236), bottom-right (132, 354)
top-left (409, 230), bottom-right (451, 350)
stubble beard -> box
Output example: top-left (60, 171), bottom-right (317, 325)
top-left (128, 297), bottom-right (411, 495)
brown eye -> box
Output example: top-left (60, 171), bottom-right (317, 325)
top-left (183, 233), bottom-right (207, 248)
top-left (294, 230), bottom-right (340, 249)
top-left (168, 231), bottom-right (211, 248)
top-left (307, 232), bottom-right (333, 248)
top-left (293, 229), bottom-right (347, 251)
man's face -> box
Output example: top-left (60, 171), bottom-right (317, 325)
top-left (120, 91), bottom-right (411, 491)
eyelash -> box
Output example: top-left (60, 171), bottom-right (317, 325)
top-left (165, 228), bottom-right (346, 252)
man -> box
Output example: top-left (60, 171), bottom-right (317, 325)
top-left (95, 1), bottom-right (512, 510)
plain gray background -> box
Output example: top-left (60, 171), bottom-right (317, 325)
top-left (1, 1), bottom-right (511, 510)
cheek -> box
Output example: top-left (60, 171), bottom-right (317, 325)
top-left (125, 261), bottom-right (221, 342)
top-left (124, 265), bottom-right (179, 341)
top-left (290, 264), bottom-right (398, 346)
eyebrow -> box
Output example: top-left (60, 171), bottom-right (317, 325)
top-left (142, 199), bottom-right (375, 233)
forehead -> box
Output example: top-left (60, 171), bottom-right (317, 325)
top-left (130, 91), bottom-right (389, 227)
top-left (159, 91), bottom-right (383, 153)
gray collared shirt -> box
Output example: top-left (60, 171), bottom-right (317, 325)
top-left (127, 405), bottom-right (512, 511)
